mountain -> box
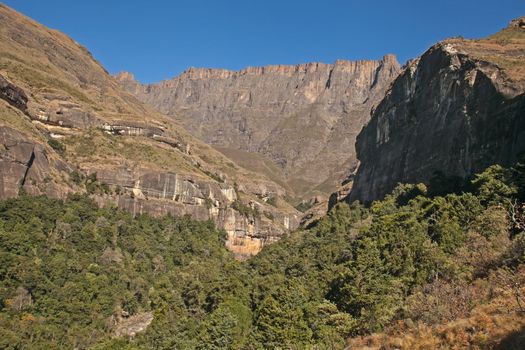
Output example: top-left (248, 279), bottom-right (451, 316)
top-left (116, 56), bottom-right (400, 200)
top-left (0, 4), bottom-right (300, 258)
top-left (1, 5), bottom-right (525, 350)
top-left (349, 17), bottom-right (525, 203)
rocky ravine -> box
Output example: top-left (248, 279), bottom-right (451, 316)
top-left (0, 4), bottom-right (299, 258)
top-left (117, 55), bottom-right (401, 200)
top-left (348, 18), bottom-right (525, 203)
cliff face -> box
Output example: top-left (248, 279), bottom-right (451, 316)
top-left (0, 4), bottom-right (299, 258)
top-left (349, 20), bottom-right (525, 203)
top-left (117, 56), bottom-right (400, 199)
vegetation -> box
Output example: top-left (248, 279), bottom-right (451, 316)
top-left (265, 196), bottom-right (278, 208)
top-left (69, 171), bottom-right (111, 195)
top-left (1, 163), bottom-right (525, 349)
top-left (47, 139), bottom-right (66, 156)
top-left (231, 200), bottom-right (260, 219)
top-left (294, 201), bottom-right (314, 213)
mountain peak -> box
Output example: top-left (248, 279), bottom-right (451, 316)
top-left (114, 71), bottom-right (136, 82)
top-left (509, 16), bottom-right (525, 29)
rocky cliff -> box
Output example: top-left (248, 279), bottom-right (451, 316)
top-left (0, 4), bottom-right (300, 258)
top-left (117, 55), bottom-right (400, 200)
top-left (349, 19), bottom-right (525, 203)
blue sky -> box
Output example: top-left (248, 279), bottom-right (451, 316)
top-left (4, 0), bottom-right (525, 83)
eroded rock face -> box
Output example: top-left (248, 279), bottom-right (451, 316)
top-left (116, 56), bottom-right (401, 197)
top-left (0, 126), bottom-right (71, 198)
top-left (349, 37), bottom-right (525, 203)
top-left (0, 74), bottom-right (28, 112)
top-left (88, 166), bottom-right (299, 259)
top-left (0, 123), bottom-right (299, 257)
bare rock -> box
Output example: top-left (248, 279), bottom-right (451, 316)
top-left (349, 34), bottom-right (525, 203)
top-left (116, 55), bottom-right (401, 197)
top-left (113, 311), bottom-right (153, 339)
top-left (0, 126), bottom-right (71, 198)
top-left (100, 247), bottom-right (124, 265)
top-left (8, 287), bottom-right (32, 312)
top-left (0, 74), bottom-right (28, 113)
top-left (510, 17), bottom-right (525, 29)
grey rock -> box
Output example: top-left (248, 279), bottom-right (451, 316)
top-left (349, 40), bottom-right (525, 203)
top-left (0, 126), bottom-right (71, 198)
top-left (0, 74), bottom-right (28, 113)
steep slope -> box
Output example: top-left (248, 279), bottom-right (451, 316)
top-left (349, 17), bottom-right (525, 203)
top-left (0, 4), bottom-right (300, 257)
top-left (117, 56), bottom-right (401, 200)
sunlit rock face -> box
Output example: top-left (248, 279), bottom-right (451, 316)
top-left (116, 55), bottom-right (401, 198)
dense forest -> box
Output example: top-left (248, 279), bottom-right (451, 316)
top-left (1, 162), bottom-right (525, 349)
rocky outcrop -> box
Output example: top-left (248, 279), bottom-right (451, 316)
top-left (101, 121), bottom-right (164, 137)
top-left (510, 17), bottom-right (525, 29)
top-left (0, 126), bottom-right (72, 198)
top-left (88, 166), bottom-right (299, 258)
top-left (113, 312), bottom-right (153, 339)
top-left (31, 104), bottom-right (99, 131)
top-left (0, 74), bottom-right (28, 113)
top-left (116, 55), bottom-right (401, 198)
top-left (349, 21), bottom-right (525, 203)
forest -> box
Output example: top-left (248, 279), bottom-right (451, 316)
top-left (1, 162), bottom-right (524, 349)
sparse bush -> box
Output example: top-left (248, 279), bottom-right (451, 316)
top-left (266, 196), bottom-right (278, 207)
top-left (47, 138), bottom-right (66, 155)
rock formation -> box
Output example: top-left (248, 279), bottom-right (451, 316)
top-left (116, 55), bottom-right (401, 199)
top-left (349, 18), bottom-right (525, 203)
top-left (0, 4), bottom-right (300, 258)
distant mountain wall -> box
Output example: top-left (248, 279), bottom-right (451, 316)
top-left (117, 56), bottom-right (401, 198)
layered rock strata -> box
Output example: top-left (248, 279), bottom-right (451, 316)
top-left (117, 56), bottom-right (401, 198)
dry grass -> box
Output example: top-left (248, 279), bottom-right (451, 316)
top-left (0, 4), bottom-right (299, 214)
top-left (346, 267), bottom-right (525, 350)
top-left (446, 27), bottom-right (525, 82)
top-left (0, 100), bottom-right (43, 140)
top-left (61, 129), bottom-right (201, 175)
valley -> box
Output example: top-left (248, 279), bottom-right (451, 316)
top-left (0, 3), bottom-right (524, 349)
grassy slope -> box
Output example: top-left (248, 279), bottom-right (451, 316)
top-left (0, 4), bottom-right (298, 215)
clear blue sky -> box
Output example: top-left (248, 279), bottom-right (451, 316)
top-left (4, 0), bottom-right (525, 83)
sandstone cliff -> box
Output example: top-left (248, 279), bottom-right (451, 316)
top-left (116, 55), bottom-right (400, 200)
top-left (0, 4), bottom-right (299, 258)
top-left (349, 19), bottom-right (525, 203)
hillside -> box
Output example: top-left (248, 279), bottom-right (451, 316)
top-left (1, 4), bottom-right (525, 350)
top-left (349, 17), bottom-right (525, 203)
top-left (0, 4), bottom-right (301, 257)
top-left (116, 55), bottom-right (400, 201)
top-left (1, 162), bottom-right (524, 349)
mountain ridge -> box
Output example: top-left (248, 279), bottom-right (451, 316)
top-left (116, 54), bottom-right (401, 201)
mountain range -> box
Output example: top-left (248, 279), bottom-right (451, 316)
top-left (1, 3), bottom-right (525, 349)
top-left (116, 55), bottom-right (400, 200)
